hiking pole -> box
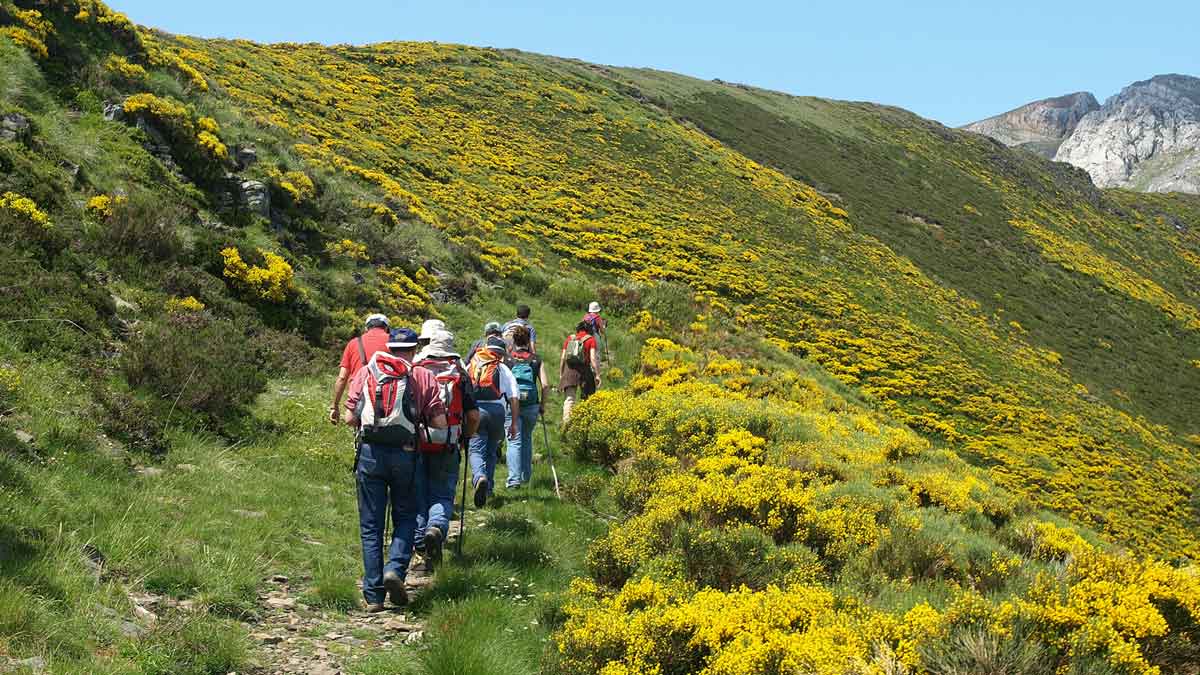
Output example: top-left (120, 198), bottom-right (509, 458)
top-left (540, 415), bottom-right (561, 500)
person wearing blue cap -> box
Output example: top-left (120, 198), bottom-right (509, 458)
top-left (343, 327), bottom-right (447, 612)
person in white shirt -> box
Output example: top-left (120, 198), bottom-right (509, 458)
top-left (465, 336), bottom-right (520, 507)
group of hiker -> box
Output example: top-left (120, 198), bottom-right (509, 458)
top-left (327, 303), bottom-right (607, 611)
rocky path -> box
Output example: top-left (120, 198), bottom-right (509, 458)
top-left (241, 520), bottom-right (462, 675)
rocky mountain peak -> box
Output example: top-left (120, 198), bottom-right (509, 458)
top-left (962, 91), bottom-right (1099, 158)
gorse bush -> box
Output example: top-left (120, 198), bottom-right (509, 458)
top-left (122, 314), bottom-right (267, 428)
top-left (557, 337), bottom-right (1200, 674)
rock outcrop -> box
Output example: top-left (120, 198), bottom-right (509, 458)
top-left (1054, 74), bottom-right (1200, 193)
top-left (963, 92), bottom-right (1098, 158)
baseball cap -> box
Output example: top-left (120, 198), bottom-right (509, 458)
top-left (486, 335), bottom-right (508, 352)
top-left (365, 313), bottom-right (390, 329)
top-left (387, 328), bottom-right (419, 349)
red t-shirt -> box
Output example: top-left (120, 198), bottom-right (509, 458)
top-left (339, 328), bottom-right (391, 374)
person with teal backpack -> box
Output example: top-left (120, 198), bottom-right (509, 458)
top-left (505, 325), bottom-right (548, 490)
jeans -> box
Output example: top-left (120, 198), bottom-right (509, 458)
top-left (506, 402), bottom-right (540, 487)
top-left (414, 448), bottom-right (460, 550)
top-left (468, 400), bottom-right (506, 494)
top-left (355, 442), bottom-right (419, 605)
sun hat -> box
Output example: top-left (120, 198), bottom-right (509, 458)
top-left (419, 319), bottom-right (446, 341)
top-left (365, 313), bottom-right (390, 329)
top-left (423, 330), bottom-right (460, 359)
top-left (486, 335), bottom-right (508, 352)
top-left (588, 301), bottom-right (602, 313)
top-left (386, 328), bottom-right (419, 349)
top-left (483, 321), bottom-right (503, 336)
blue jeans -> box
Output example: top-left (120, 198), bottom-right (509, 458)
top-left (506, 402), bottom-right (540, 487)
top-left (356, 442), bottom-right (419, 605)
top-left (469, 401), bottom-right (506, 494)
top-left (414, 448), bottom-right (459, 550)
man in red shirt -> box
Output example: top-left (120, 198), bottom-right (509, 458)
top-left (558, 321), bottom-right (601, 424)
top-left (329, 313), bottom-right (391, 425)
top-left (343, 328), bottom-right (447, 611)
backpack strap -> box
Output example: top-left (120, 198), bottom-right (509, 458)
top-left (356, 334), bottom-right (368, 368)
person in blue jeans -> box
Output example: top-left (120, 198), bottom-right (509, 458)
top-left (466, 335), bottom-right (520, 507)
top-left (343, 328), bottom-right (447, 612)
top-left (506, 325), bottom-right (549, 489)
top-left (414, 329), bottom-right (480, 565)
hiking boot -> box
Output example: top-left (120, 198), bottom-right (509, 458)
top-left (473, 477), bottom-right (489, 508)
top-left (425, 526), bottom-right (445, 566)
top-left (364, 602), bottom-right (387, 613)
top-left (383, 570), bottom-right (408, 607)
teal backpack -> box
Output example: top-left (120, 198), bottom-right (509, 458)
top-left (509, 349), bottom-right (540, 405)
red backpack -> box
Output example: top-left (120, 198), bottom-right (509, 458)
top-left (356, 353), bottom-right (420, 448)
top-left (416, 357), bottom-right (466, 453)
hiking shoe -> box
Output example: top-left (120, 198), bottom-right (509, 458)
top-left (473, 477), bottom-right (489, 508)
top-left (425, 526), bottom-right (445, 565)
top-left (383, 570), bottom-right (408, 607)
top-left (364, 602), bottom-right (386, 613)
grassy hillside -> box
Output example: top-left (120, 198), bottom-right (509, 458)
top-left (1, 2), bottom-right (1199, 674)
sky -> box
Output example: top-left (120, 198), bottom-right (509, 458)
top-left (106, 0), bottom-right (1200, 127)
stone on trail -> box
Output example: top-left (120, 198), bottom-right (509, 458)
top-left (233, 509), bottom-right (266, 519)
top-left (13, 430), bottom-right (34, 445)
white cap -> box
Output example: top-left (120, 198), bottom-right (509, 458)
top-left (419, 319), bottom-right (446, 340)
top-left (588, 301), bottom-right (602, 313)
top-left (364, 313), bottom-right (390, 329)
top-left (422, 330), bottom-right (460, 359)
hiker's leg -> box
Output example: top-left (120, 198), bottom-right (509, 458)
top-left (467, 405), bottom-right (493, 486)
top-left (519, 403), bottom-right (538, 483)
top-left (413, 453), bottom-right (431, 552)
top-left (355, 443), bottom-right (388, 605)
top-left (384, 448), bottom-right (419, 580)
top-left (505, 404), bottom-right (521, 488)
top-left (562, 386), bottom-right (577, 423)
top-left (425, 447), bottom-right (458, 535)
top-left (481, 401), bottom-right (505, 496)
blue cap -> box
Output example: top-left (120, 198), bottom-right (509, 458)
top-left (387, 328), bottom-right (419, 349)
top-left (486, 335), bottom-right (508, 352)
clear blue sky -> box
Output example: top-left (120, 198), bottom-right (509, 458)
top-left (107, 0), bottom-right (1199, 127)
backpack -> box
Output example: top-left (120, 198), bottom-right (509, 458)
top-left (357, 353), bottom-right (421, 448)
top-left (468, 349), bottom-right (504, 401)
top-left (565, 333), bottom-right (590, 369)
top-left (583, 312), bottom-right (604, 335)
top-left (510, 349), bottom-right (541, 405)
top-left (416, 357), bottom-right (466, 453)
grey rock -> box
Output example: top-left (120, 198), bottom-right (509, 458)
top-left (239, 180), bottom-right (270, 217)
top-left (0, 112), bottom-right (31, 143)
top-left (233, 509), bottom-right (266, 519)
top-left (102, 102), bottom-right (125, 122)
top-left (963, 92), bottom-right (1098, 158)
top-left (1055, 74), bottom-right (1200, 193)
top-left (13, 430), bottom-right (34, 444)
top-left (10, 656), bottom-right (47, 673)
top-left (135, 466), bottom-right (164, 478)
top-left (235, 144), bottom-right (258, 170)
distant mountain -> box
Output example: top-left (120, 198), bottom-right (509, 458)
top-left (962, 91), bottom-right (1098, 158)
top-left (965, 75), bottom-right (1200, 194)
top-left (1056, 74), bottom-right (1200, 193)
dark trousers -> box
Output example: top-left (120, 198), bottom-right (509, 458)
top-left (356, 442), bottom-right (419, 604)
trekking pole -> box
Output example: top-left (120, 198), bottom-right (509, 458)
top-left (456, 438), bottom-right (468, 558)
top-left (540, 415), bottom-right (561, 500)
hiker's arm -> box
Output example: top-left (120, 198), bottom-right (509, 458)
top-left (590, 348), bottom-right (601, 386)
top-left (507, 397), bottom-right (520, 439)
top-left (538, 362), bottom-right (549, 408)
top-left (558, 348), bottom-right (567, 385)
top-left (329, 366), bottom-right (350, 423)
top-left (465, 409), bottom-right (481, 437)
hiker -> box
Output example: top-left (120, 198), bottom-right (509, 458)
top-left (329, 313), bottom-right (391, 425)
top-left (413, 329), bottom-right (480, 565)
top-left (583, 301), bottom-right (606, 341)
top-left (466, 335), bottom-right (520, 507)
top-left (506, 325), bottom-right (548, 489)
top-left (465, 321), bottom-right (504, 366)
top-left (559, 320), bottom-right (601, 424)
top-left (343, 328), bottom-right (447, 612)
top-left (502, 304), bottom-right (538, 353)
top-left (414, 318), bottom-right (445, 362)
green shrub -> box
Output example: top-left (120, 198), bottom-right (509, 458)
top-left (675, 523), bottom-right (785, 591)
top-left (921, 622), bottom-right (1054, 675)
top-left (122, 314), bottom-right (267, 428)
top-left (641, 281), bottom-right (695, 329)
top-left (563, 472), bottom-right (606, 508)
top-left (89, 189), bottom-right (186, 263)
top-left (120, 614), bottom-right (248, 675)
top-left (545, 277), bottom-right (593, 312)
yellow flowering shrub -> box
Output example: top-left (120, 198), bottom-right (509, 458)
top-left (1, 5), bottom-right (53, 59)
top-left (103, 54), bottom-right (146, 81)
top-left (85, 194), bottom-right (126, 219)
top-left (220, 246), bottom-right (295, 303)
top-left (273, 169), bottom-right (316, 204)
top-left (325, 238), bottom-right (369, 262)
top-left (164, 295), bottom-right (205, 313)
top-left (0, 191), bottom-right (50, 230)
top-left (378, 266), bottom-right (437, 319)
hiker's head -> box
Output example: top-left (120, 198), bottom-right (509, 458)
top-left (364, 313), bottom-right (390, 331)
top-left (486, 335), bottom-right (508, 354)
top-left (418, 319), bottom-right (445, 346)
top-left (387, 328), bottom-right (419, 358)
top-left (425, 330), bottom-right (459, 359)
top-left (516, 304), bottom-right (531, 320)
top-left (576, 321), bottom-right (590, 333)
top-left (588, 301), bottom-right (602, 314)
top-left (511, 325), bottom-right (532, 348)
top-left (484, 321), bottom-right (503, 337)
